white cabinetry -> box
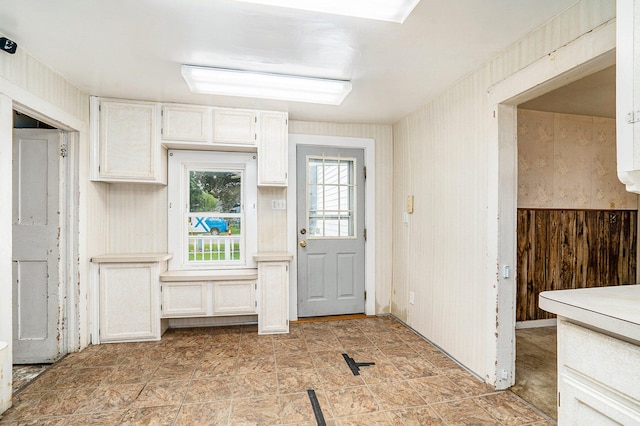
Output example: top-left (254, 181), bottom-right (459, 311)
top-left (162, 105), bottom-right (210, 142)
top-left (540, 286), bottom-right (640, 425)
top-left (92, 98), bottom-right (166, 184)
top-left (162, 281), bottom-right (208, 317)
top-left (255, 254), bottom-right (292, 334)
top-left (213, 108), bottom-right (257, 144)
top-left (257, 112), bottom-right (288, 186)
top-left (160, 270), bottom-right (258, 318)
top-left (92, 254), bottom-right (171, 343)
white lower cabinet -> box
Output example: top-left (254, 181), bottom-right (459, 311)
top-left (557, 319), bottom-right (640, 425)
top-left (161, 280), bottom-right (257, 318)
top-left (98, 262), bottom-right (162, 342)
top-left (213, 281), bottom-right (256, 315)
top-left (257, 261), bottom-right (289, 334)
top-left (161, 281), bottom-right (208, 317)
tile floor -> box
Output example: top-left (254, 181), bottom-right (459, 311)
top-left (0, 317), bottom-right (553, 425)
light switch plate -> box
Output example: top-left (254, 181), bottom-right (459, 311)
top-left (271, 199), bottom-right (286, 209)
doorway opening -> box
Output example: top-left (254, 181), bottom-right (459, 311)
top-left (510, 65), bottom-right (635, 420)
top-left (11, 110), bottom-right (72, 393)
top-left (288, 134), bottom-right (376, 321)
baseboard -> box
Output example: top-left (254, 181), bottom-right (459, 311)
top-left (516, 319), bottom-right (557, 329)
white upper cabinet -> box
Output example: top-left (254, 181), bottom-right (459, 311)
top-left (162, 105), bottom-right (211, 142)
top-left (617, 0), bottom-right (640, 193)
top-left (257, 111), bottom-right (288, 186)
top-left (213, 108), bottom-right (257, 144)
top-left (91, 97), bottom-right (288, 186)
top-left (92, 98), bottom-right (166, 184)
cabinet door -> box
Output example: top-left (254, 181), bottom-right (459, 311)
top-left (99, 263), bottom-right (160, 341)
top-left (212, 108), bottom-right (257, 144)
top-left (162, 282), bottom-right (208, 317)
top-left (213, 281), bottom-right (256, 315)
top-left (162, 105), bottom-right (211, 142)
top-left (98, 100), bottom-right (163, 183)
top-left (258, 262), bottom-right (289, 334)
top-left (258, 112), bottom-right (288, 186)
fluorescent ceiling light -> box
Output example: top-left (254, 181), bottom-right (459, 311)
top-left (181, 65), bottom-right (352, 105)
top-left (234, 0), bottom-right (420, 23)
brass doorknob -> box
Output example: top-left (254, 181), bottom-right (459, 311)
top-left (299, 241), bottom-right (307, 248)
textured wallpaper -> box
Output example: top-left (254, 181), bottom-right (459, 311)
top-left (517, 109), bottom-right (637, 209)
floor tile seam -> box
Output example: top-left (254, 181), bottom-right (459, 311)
top-left (427, 392), bottom-right (509, 423)
top-left (365, 377), bottom-right (430, 411)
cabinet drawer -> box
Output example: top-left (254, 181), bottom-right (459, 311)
top-left (162, 282), bottom-right (208, 317)
top-left (213, 281), bottom-right (256, 315)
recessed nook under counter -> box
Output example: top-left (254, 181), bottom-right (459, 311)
top-left (539, 285), bottom-right (640, 424)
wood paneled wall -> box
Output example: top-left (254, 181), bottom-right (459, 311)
top-left (517, 209), bottom-right (637, 321)
top-left (391, 0), bottom-right (615, 384)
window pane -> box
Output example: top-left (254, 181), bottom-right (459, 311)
top-left (188, 216), bottom-right (241, 262)
top-left (306, 156), bottom-right (356, 238)
top-left (189, 171), bottom-right (241, 213)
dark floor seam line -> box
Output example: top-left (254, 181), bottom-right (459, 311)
top-left (307, 389), bottom-right (326, 426)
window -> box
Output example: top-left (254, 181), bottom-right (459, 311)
top-left (306, 155), bottom-right (356, 238)
top-left (168, 150), bottom-right (257, 270)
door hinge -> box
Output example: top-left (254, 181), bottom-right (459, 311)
top-left (364, 291), bottom-right (367, 301)
top-left (363, 166), bottom-right (367, 180)
top-left (255, 300), bottom-right (257, 307)
top-left (364, 228), bottom-right (367, 241)
top-left (627, 111), bottom-right (640, 124)
top-left (286, 264), bottom-right (289, 272)
top-left (60, 144), bottom-right (68, 158)
top-left (558, 392), bottom-right (560, 407)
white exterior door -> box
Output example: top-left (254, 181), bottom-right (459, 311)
top-left (12, 129), bottom-right (63, 363)
top-left (296, 145), bottom-right (365, 317)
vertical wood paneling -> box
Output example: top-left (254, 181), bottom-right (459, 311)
top-left (108, 184), bottom-right (168, 253)
top-left (0, 35), bottom-right (89, 123)
top-left (392, 0), bottom-right (616, 381)
top-left (517, 209), bottom-right (637, 321)
top-left (289, 121), bottom-right (393, 314)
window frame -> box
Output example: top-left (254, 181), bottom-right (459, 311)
top-left (167, 150), bottom-right (257, 270)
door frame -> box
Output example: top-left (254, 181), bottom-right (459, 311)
top-left (0, 88), bottom-right (84, 411)
top-left (288, 134), bottom-right (376, 320)
top-left (487, 20), bottom-right (615, 389)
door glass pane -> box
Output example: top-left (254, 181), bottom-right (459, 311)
top-left (307, 156), bottom-right (355, 238)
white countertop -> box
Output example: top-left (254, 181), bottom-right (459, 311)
top-left (539, 285), bottom-right (640, 345)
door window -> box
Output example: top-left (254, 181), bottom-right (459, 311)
top-left (306, 155), bottom-right (356, 238)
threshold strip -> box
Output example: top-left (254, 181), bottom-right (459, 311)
top-left (307, 389), bottom-right (326, 426)
top-left (342, 353), bottom-right (375, 376)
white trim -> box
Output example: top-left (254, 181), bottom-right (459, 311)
top-left (516, 319), bottom-right (557, 329)
top-left (288, 134), bottom-right (376, 320)
top-left (486, 20), bottom-right (615, 390)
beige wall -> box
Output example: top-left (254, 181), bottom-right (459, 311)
top-left (518, 109), bottom-right (637, 210)
top-left (391, 0), bottom-right (616, 386)
top-left (289, 121), bottom-right (394, 314)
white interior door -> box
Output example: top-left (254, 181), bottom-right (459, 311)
top-left (12, 128), bottom-right (63, 363)
top-left (296, 145), bottom-right (365, 317)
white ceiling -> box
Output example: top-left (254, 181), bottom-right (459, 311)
top-left (0, 0), bottom-right (578, 124)
top-left (519, 65), bottom-right (616, 119)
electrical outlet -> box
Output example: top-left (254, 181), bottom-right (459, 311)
top-left (409, 291), bottom-right (415, 304)
top-left (501, 369), bottom-right (509, 380)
